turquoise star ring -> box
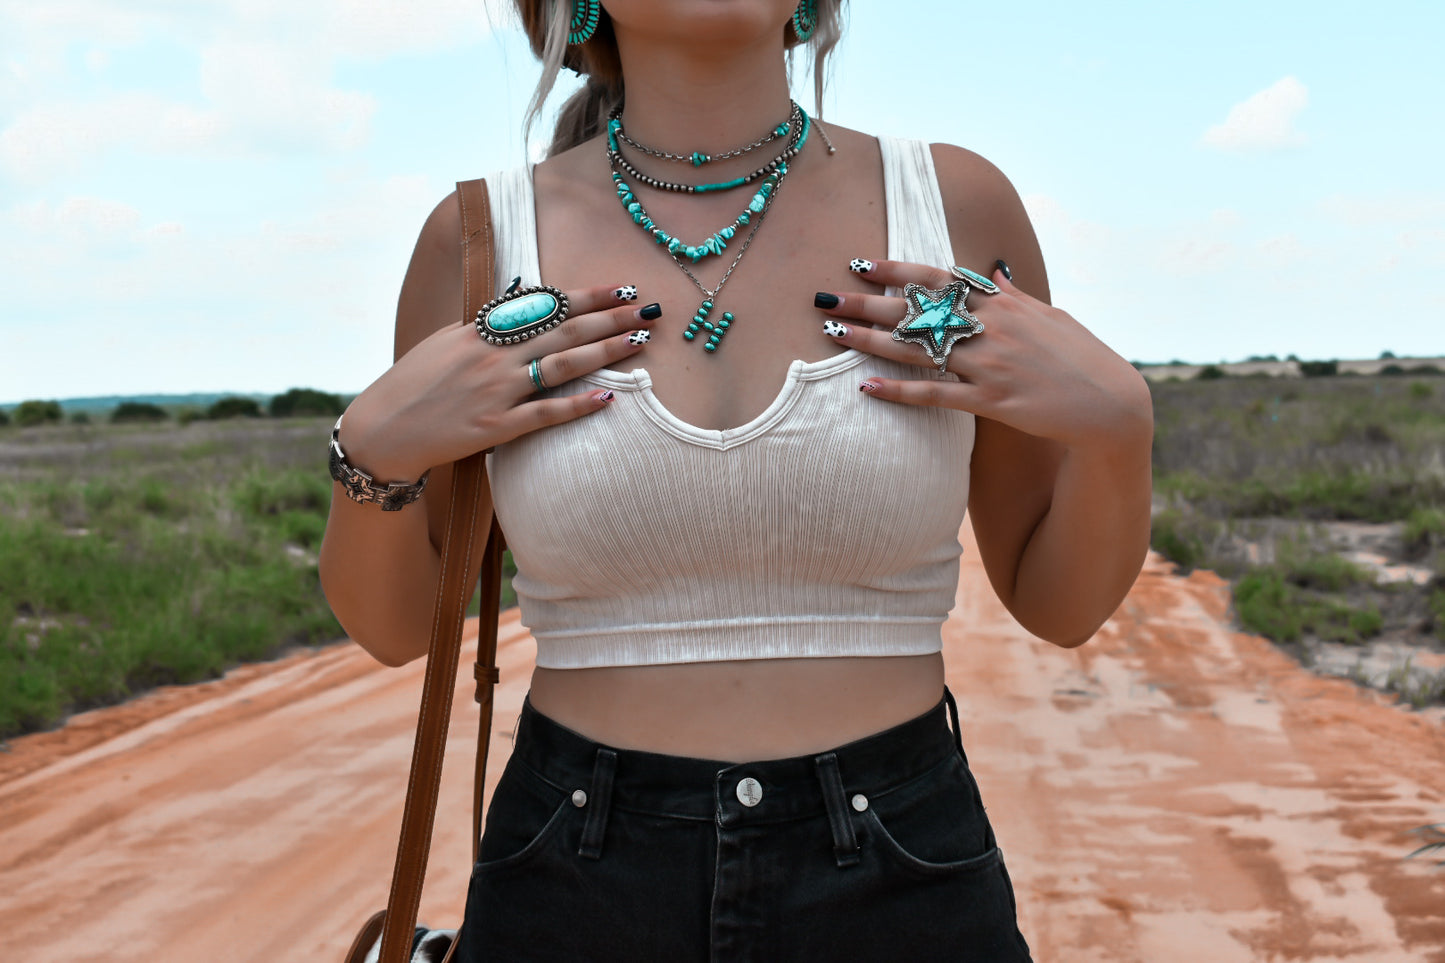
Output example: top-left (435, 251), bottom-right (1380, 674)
top-left (475, 279), bottom-right (570, 346)
top-left (891, 279), bottom-right (989, 370)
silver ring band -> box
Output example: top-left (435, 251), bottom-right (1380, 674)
top-left (528, 357), bottom-right (549, 391)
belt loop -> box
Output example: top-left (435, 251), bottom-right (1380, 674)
top-left (577, 747), bottom-right (617, 861)
top-left (944, 687), bottom-right (968, 765)
top-left (814, 752), bottom-right (860, 868)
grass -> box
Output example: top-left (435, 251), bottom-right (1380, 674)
top-left (0, 415), bottom-right (513, 740)
top-left (1149, 374), bottom-right (1444, 703)
top-left (1151, 376), bottom-right (1445, 522)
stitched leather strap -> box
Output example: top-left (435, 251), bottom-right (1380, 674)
top-left (372, 178), bottom-right (502, 963)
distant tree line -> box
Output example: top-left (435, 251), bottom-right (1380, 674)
top-left (0, 388), bottom-right (346, 428)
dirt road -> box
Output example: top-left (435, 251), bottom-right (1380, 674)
top-left (3, 532), bottom-right (1444, 961)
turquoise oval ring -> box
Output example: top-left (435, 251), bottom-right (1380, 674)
top-left (475, 283), bottom-right (570, 345)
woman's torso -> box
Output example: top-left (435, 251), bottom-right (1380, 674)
top-left (488, 125), bottom-right (988, 760)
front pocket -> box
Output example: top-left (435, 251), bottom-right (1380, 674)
top-left (863, 808), bottom-right (1002, 878)
top-left (473, 795), bottom-right (573, 875)
top-left (473, 761), bottom-right (576, 874)
top-left (856, 753), bottom-right (997, 878)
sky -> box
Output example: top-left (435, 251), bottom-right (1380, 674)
top-left (1, 0), bottom-right (1442, 403)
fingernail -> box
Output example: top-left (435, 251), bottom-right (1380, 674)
top-left (505, 276), bottom-right (522, 295)
top-left (613, 285), bottom-right (638, 301)
top-left (598, 389), bottom-right (615, 403)
top-left (859, 380), bottom-right (880, 393)
top-left (849, 258), bottom-right (875, 274)
top-left (639, 302), bottom-right (662, 321)
top-left (814, 292), bottom-right (841, 310)
top-left (823, 320), bottom-right (849, 338)
top-left (995, 259), bottom-right (1012, 281)
top-left (627, 329), bottom-right (651, 345)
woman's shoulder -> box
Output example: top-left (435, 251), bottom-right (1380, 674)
top-left (925, 142), bottom-right (1028, 233)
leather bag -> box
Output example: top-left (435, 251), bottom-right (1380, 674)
top-left (343, 177), bottom-right (503, 963)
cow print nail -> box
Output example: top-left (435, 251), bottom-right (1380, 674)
top-left (849, 259), bottom-right (874, 274)
top-left (614, 285), bottom-right (638, 301)
top-left (823, 320), bottom-right (849, 338)
top-left (627, 330), bottom-right (651, 345)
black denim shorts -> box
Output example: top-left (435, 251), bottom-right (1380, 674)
top-left (453, 688), bottom-right (1033, 962)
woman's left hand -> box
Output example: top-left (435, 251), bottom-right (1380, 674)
top-left (817, 258), bottom-right (1153, 455)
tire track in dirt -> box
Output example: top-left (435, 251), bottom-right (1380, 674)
top-left (1, 531), bottom-right (1442, 961)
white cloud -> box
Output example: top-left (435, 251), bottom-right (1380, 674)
top-left (1202, 76), bottom-right (1308, 153)
top-left (0, 171), bottom-right (440, 397)
top-left (0, 94), bottom-right (222, 180)
top-left (1319, 192), bottom-right (1445, 227)
top-left (0, 0), bottom-right (509, 181)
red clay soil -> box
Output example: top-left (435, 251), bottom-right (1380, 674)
top-left (3, 530), bottom-right (1444, 962)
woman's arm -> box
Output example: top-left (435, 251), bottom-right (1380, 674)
top-left (317, 192), bottom-right (491, 667)
top-left (931, 144), bottom-right (1153, 647)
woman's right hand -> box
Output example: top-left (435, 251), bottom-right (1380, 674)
top-left (338, 285), bottom-right (656, 483)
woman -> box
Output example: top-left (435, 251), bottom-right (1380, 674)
top-left (319, 0), bottom-right (1153, 958)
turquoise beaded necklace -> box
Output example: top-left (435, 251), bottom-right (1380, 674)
top-left (606, 106), bottom-right (826, 354)
top-left (607, 111), bottom-right (809, 264)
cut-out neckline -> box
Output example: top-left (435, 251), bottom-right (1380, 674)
top-left (521, 135), bottom-right (925, 445)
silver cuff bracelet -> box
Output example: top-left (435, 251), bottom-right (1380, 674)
top-left (327, 415), bottom-right (429, 512)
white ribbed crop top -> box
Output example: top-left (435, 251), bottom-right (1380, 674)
top-left (484, 137), bottom-right (975, 668)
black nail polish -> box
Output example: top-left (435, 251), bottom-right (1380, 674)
top-left (814, 292), bottom-right (840, 309)
top-left (505, 276), bottom-right (522, 295)
top-left (639, 302), bottom-right (662, 321)
top-left (995, 259), bottom-right (1012, 281)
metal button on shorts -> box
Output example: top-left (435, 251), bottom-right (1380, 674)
top-left (736, 777), bottom-right (763, 807)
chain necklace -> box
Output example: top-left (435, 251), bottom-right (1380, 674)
top-left (607, 111), bottom-right (810, 263)
top-left (605, 107), bottom-right (833, 354)
top-left (610, 103), bottom-right (797, 167)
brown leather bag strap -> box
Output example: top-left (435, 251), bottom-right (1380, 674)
top-left (374, 178), bottom-right (501, 963)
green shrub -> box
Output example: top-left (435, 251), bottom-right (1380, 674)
top-left (1278, 544), bottom-right (1374, 591)
top-left (111, 401), bottom-right (169, 423)
top-left (1404, 508), bottom-right (1445, 558)
top-left (206, 396), bottom-right (263, 420)
top-left (232, 468), bottom-right (331, 520)
top-left (1234, 565), bottom-right (1383, 645)
top-left (14, 399), bottom-right (63, 426)
top-left (269, 387), bottom-right (344, 418)
top-left (1409, 381), bottom-right (1434, 400)
top-left (1299, 360), bottom-right (1338, 377)
top-left (1151, 509), bottom-right (1207, 571)
top-left (1195, 365), bottom-right (1227, 381)
top-left (1429, 589), bottom-right (1445, 630)
top-left (1235, 569), bottom-right (1301, 641)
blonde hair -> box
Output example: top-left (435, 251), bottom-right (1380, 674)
top-left (512, 0), bottom-right (847, 157)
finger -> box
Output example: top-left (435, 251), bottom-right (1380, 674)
top-left (813, 290), bottom-right (904, 328)
top-left (820, 313), bottom-right (972, 373)
top-left (522, 300), bottom-right (662, 356)
top-left (857, 376), bottom-right (984, 414)
top-left (536, 329), bottom-right (651, 389)
top-left (561, 281), bottom-right (643, 316)
top-left (846, 257), bottom-right (953, 291)
top-left (509, 388), bottom-right (618, 437)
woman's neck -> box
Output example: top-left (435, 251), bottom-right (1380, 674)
top-left (611, 35), bottom-right (795, 159)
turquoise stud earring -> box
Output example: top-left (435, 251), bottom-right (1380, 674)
top-left (569, 0), bottom-right (600, 45)
top-left (791, 0), bottom-right (817, 42)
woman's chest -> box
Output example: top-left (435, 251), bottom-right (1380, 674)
top-left (534, 151), bottom-right (890, 433)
